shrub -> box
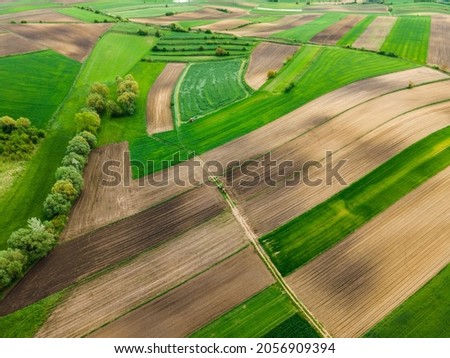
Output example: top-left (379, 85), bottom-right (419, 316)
top-left (43, 193), bottom-right (73, 218)
top-left (78, 131), bottom-right (97, 149)
top-left (284, 81), bottom-right (295, 93)
top-left (8, 218), bottom-right (56, 262)
top-left (107, 100), bottom-right (124, 117)
top-left (51, 180), bottom-right (78, 202)
top-left (205, 29), bottom-right (212, 34)
top-left (0, 249), bottom-right (26, 290)
top-left (47, 215), bottom-right (68, 235)
top-left (61, 152), bottom-right (86, 171)
top-left (137, 29), bottom-right (148, 36)
top-left (117, 79), bottom-right (139, 95)
top-left (86, 92), bottom-right (107, 114)
top-left (0, 116), bottom-right (16, 134)
top-left (117, 92), bottom-right (137, 115)
top-left (16, 117), bottom-right (31, 128)
top-left (215, 47), bottom-right (229, 56)
top-left (55, 166), bottom-right (84, 192)
top-left (267, 70), bottom-right (277, 79)
top-left (90, 82), bottom-right (109, 98)
top-left (75, 111), bottom-right (101, 134)
top-left (66, 135), bottom-right (91, 158)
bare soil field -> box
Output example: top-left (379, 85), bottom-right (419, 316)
top-left (37, 212), bottom-right (247, 337)
top-left (147, 63), bottom-right (186, 134)
top-left (310, 15), bottom-right (366, 45)
top-left (0, 186), bottom-right (225, 315)
top-left (195, 18), bottom-right (252, 31)
top-left (305, 4), bottom-right (388, 14)
top-left (245, 42), bottom-right (298, 90)
top-left (0, 9), bottom-right (79, 24)
top-left (287, 165), bottom-right (450, 337)
top-left (223, 14), bottom-right (320, 38)
top-left (2, 23), bottom-right (111, 62)
top-left (89, 247), bottom-right (274, 337)
top-left (202, 67), bottom-right (447, 167)
top-left (62, 143), bottom-right (207, 239)
top-left (131, 6), bottom-right (247, 25)
top-left (0, 31), bottom-right (46, 57)
top-left (226, 82), bottom-right (450, 235)
top-left (427, 15), bottom-right (450, 71)
top-left (352, 16), bottom-right (397, 51)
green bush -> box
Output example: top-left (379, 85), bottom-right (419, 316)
top-left (55, 166), bottom-right (84, 192)
top-left (66, 135), bottom-right (91, 158)
top-left (75, 111), bottom-right (101, 134)
top-left (51, 180), bottom-right (78, 202)
top-left (0, 249), bottom-right (26, 290)
top-left (43, 193), bottom-right (73, 218)
top-left (78, 131), bottom-right (97, 149)
top-left (61, 151), bottom-right (87, 171)
top-left (86, 93), bottom-right (107, 114)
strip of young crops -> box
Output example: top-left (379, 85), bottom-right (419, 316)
top-left (337, 15), bottom-right (376, 47)
top-left (260, 126), bottom-right (450, 276)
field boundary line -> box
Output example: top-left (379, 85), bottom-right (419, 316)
top-left (196, 156), bottom-right (331, 338)
top-left (173, 62), bottom-right (191, 128)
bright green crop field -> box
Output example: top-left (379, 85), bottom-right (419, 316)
top-left (0, 50), bottom-right (80, 128)
top-left (365, 264), bottom-right (450, 338)
top-left (58, 7), bottom-right (117, 23)
top-left (260, 126), bottom-right (450, 276)
top-left (381, 16), bottom-right (431, 63)
top-left (337, 15), bottom-right (376, 47)
top-left (190, 285), bottom-right (318, 338)
top-left (177, 59), bottom-right (249, 122)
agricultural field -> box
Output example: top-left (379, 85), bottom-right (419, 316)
top-left (380, 16), bottom-right (431, 63)
top-left (1, 0), bottom-right (449, 340)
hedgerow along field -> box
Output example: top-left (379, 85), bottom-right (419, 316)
top-left (380, 16), bottom-right (431, 63)
top-left (364, 264), bottom-right (450, 338)
top-left (0, 27), bottom-right (156, 247)
top-left (260, 126), bottom-right (450, 276)
top-left (177, 59), bottom-right (249, 122)
top-left (190, 284), bottom-right (318, 338)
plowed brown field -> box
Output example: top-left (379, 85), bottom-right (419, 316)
top-left (1, 23), bottom-right (111, 61)
top-left (37, 212), bottom-right (247, 337)
top-left (287, 165), bottom-right (450, 337)
top-left (147, 63), bottom-right (186, 134)
top-left (89, 247), bottom-right (274, 338)
top-left (0, 9), bottom-right (79, 24)
top-left (0, 32), bottom-right (46, 57)
top-left (0, 186), bottom-right (225, 315)
top-left (310, 15), bottom-right (365, 45)
top-left (226, 82), bottom-right (450, 234)
top-left (245, 42), bottom-right (298, 90)
top-left (427, 15), bottom-right (450, 71)
top-left (352, 16), bottom-right (397, 51)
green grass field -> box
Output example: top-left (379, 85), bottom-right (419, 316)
top-left (337, 15), bottom-right (376, 47)
top-left (272, 13), bottom-right (345, 42)
top-left (129, 46), bottom-right (416, 177)
top-left (0, 50), bottom-right (80, 128)
top-left (391, 3), bottom-right (450, 16)
top-left (58, 7), bottom-right (117, 23)
top-left (190, 284), bottom-right (318, 338)
top-left (263, 314), bottom-right (320, 338)
top-left (364, 264), bottom-right (450, 338)
top-left (260, 126), bottom-right (450, 276)
top-left (0, 30), bottom-right (154, 248)
top-left (0, 291), bottom-right (65, 338)
top-left (177, 59), bottom-right (249, 122)
top-left (381, 16), bottom-right (431, 63)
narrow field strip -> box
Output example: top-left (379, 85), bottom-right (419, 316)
top-left (336, 15), bottom-right (376, 47)
top-left (0, 186), bottom-right (226, 316)
top-left (352, 16), bottom-right (397, 52)
top-left (191, 284), bottom-right (319, 338)
top-left (0, 32), bottom-right (46, 57)
top-left (37, 212), bottom-right (247, 337)
top-left (381, 16), bottom-right (431, 63)
top-left (310, 15), bottom-right (366, 45)
top-left (427, 15), bottom-right (450, 71)
top-left (287, 165), bottom-right (450, 337)
top-left (89, 247), bottom-right (275, 338)
top-left (147, 63), bottom-right (186, 134)
top-left (364, 264), bottom-right (450, 338)
top-left (261, 118), bottom-right (450, 276)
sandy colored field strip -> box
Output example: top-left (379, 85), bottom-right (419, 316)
top-left (287, 165), bottom-right (450, 337)
top-left (147, 63), bottom-right (186, 134)
top-left (62, 143), bottom-right (207, 239)
top-left (227, 83), bottom-right (450, 234)
top-left (0, 32), bottom-right (46, 57)
top-left (196, 18), bottom-right (252, 31)
top-left (0, 9), bottom-right (79, 24)
top-left (427, 15), bottom-right (450, 71)
top-left (224, 14), bottom-right (320, 38)
top-left (245, 42), bottom-right (298, 90)
top-left (0, 186), bottom-right (226, 316)
top-left (89, 247), bottom-right (275, 338)
top-left (202, 67), bottom-right (448, 167)
top-left (37, 212), bottom-right (247, 337)
top-left (131, 6), bottom-right (247, 25)
top-left (352, 16), bottom-right (397, 51)
top-left (2, 23), bottom-right (111, 62)
top-left (310, 15), bottom-right (365, 45)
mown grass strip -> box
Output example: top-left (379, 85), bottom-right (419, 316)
top-left (337, 15), bottom-right (377, 47)
top-left (0, 291), bottom-right (65, 338)
top-left (260, 126), bottom-right (450, 276)
top-left (263, 314), bottom-right (320, 338)
top-left (190, 284), bottom-right (318, 338)
top-left (364, 264), bottom-right (450, 338)
top-left (381, 16), bottom-right (431, 63)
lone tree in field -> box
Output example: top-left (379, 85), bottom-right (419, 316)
top-left (267, 70), bottom-right (277, 79)
top-left (215, 47), bottom-right (229, 57)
